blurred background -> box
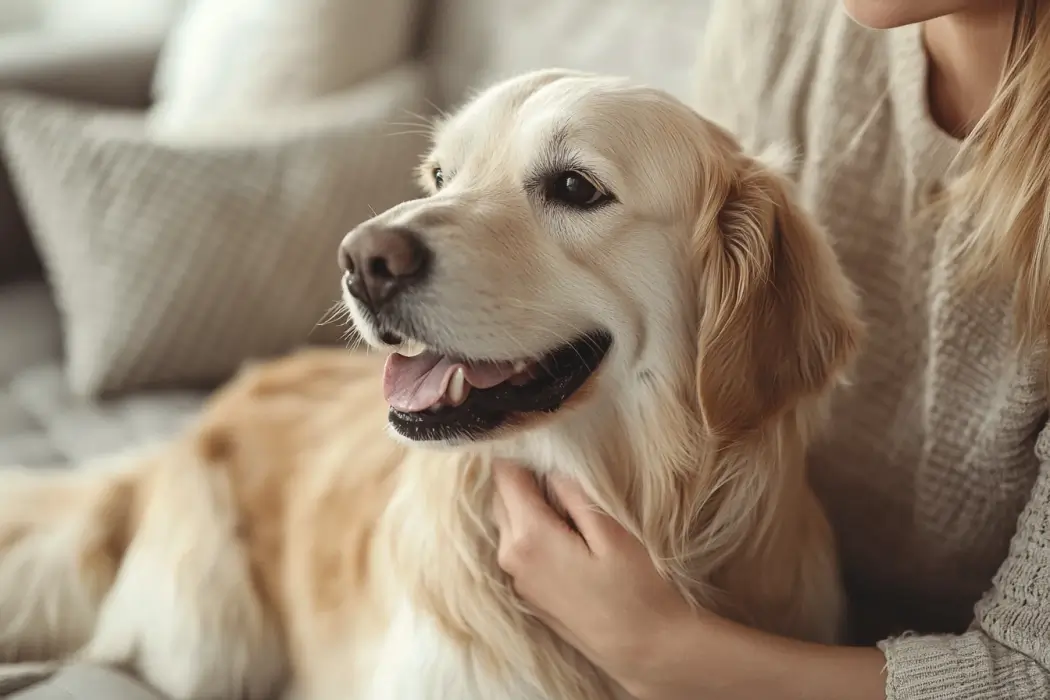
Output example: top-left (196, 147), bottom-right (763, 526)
top-left (0, 0), bottom-right (712, 468)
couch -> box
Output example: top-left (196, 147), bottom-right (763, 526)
top-left (0, 0), bottom-right (711, 696)
top-left (0, 31), bottom-right (208, 471)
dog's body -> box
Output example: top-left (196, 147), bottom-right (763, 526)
top-left (0, 70), bottom-right (860, 700)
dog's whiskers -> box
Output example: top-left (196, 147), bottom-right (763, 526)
top-left (316, 299), bottom-right (351, 328)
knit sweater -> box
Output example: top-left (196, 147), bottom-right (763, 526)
top-left (694, 2), bottom-right (1050, 698)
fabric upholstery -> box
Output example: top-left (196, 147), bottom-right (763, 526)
top-left (0, 282), bottom-right (203, 469)
top-left (4, 664), bottom-right (165, 700)
top-left (427, 0), bottom-right (712, 110)
top-left (0, 32), bottom-right (162, 282)
top-left (0, 66), bottom-right (427, 397)
top-left (150, 0), bottom-right (420, 132)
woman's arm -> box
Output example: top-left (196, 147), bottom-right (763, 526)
top-left (491, 461), bottom-right (888, 700)
top-left (869, 424), bottom-right (1050, 699)
top-left (732, 427), bottom-right (1050, 700)
top-left (635, 611), bottom-right (889, 700)
top-left (492, 446), bottom-right (1050, 700)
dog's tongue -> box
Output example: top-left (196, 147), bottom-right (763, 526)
top-left (383, 351), bottom-right (522, 412)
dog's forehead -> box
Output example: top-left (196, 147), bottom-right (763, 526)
top-left (468, 72), bottom-right (622, 125)
top-left (434, 72), bottom-right (694, 159)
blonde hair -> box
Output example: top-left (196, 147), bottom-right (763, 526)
top-left (954, 0), bottom-right (1050, 351)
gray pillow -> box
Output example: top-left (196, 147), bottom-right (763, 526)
top-left (0, 71), bottom-right (427, 397)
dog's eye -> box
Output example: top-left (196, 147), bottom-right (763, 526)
top-left (432, 167), bottom-right (445, 190)
top-left (547, 171), bottom-right (609, 208)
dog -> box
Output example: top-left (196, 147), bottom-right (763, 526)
top-left (0, 68), bottom-right (861, 700)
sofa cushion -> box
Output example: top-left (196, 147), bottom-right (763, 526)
top-left (429, 0), bottom-right (713, 110)
top-left (0, 158), bottom-right (39, 282)
top-left (0, 283), bottom-right (199, 468)
top-left (0, 362), bottom-right (204, 467)
top-left (0, 66), bottom-right (427, 398)
top-left (150, 0), bottom-right (420, 133)
top-left (0, 280), bottom-right (61, 385)
top-left (41, 0), bottom-right (187, 38)
top-left (0, 32), bottom-right (163, 283)
top-left (4, 664), bottom-right (165, 700)
top-left (0, 663), bottom-right (58, 697)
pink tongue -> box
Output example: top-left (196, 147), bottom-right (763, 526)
top-left (383, 351), bottom-right (524, 412)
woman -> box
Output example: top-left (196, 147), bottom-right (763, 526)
top-left (491, 1), bottom-right (1050, 698)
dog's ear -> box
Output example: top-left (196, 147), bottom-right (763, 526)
top-left (693, 159), bottom-right (862, 442)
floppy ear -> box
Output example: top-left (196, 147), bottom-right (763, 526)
top-left (694, 159), bottom-right (862, 442)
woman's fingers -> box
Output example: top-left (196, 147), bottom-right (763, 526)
top-left (491, 487), bottom-right (509, 529)
top-left (491, 459), bottom-right (621, 554)
top-left (491, 460), bottom-right (586, 576)
top-left (547, 473), bottom-right (621, 553)
top-left (491, 460), bottom-right (555, 528)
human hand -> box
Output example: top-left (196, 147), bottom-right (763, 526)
top-left (491, 460), bottom-right (892, 700)
top-left (490, 460), bottom-right (695, 694)
top-left (491, 460), bottom-right (893, 700)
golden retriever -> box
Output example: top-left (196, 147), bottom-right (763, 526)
top-left (0, 68), bottom-right (861, 700)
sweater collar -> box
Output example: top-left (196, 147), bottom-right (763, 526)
top-left (885, 22), bottom-right (964, 188)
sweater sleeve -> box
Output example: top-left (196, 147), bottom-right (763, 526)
top-left (878, 424), bottom-right (1050, 699)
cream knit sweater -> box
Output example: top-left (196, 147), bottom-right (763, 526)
top-left (695, 2), bottom-right (1050, 698)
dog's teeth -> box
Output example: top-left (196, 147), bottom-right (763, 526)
top-left (447, 367), bottom-right (469, 406)
top-left (512, 360), bottom-right (528, 374)
top-left (399, 341), bottom-right (427, 357)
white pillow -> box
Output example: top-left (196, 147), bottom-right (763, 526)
top-left (42, 0), bottom-right (188, 38)
top-left (150, 0), bottom-right (419, 134)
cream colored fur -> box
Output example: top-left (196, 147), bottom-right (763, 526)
top-left (0, 69), bottom-right (862, 700)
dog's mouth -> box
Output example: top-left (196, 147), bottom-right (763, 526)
top-left (381, 331), bottom-right (613, 442)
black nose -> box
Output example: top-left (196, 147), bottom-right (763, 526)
top-left (340, 226), bottom-right (431, 313)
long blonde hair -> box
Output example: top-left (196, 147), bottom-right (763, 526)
top-left (954, 0), bottom-right (1050, 351)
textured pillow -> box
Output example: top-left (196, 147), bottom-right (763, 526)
top-left (150, 0), bottom-right (419, 133)
top-left (0, 69), bottom-right (428, 397)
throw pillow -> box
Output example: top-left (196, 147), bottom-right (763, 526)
top-left (0, 68), bottom-right (428, 397)
top-left (150, 0), bottom-right (420, 133)
top-left (41, 0), bottom-right (188, 38)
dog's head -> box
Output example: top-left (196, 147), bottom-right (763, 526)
top-left (341, 69), bottom-right (860, 451)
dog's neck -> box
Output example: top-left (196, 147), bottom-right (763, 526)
top-left (375, 367), bottom-right (819, 695)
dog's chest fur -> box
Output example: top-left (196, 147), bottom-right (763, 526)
top-left (366, 603), bottom-right (542, 700)
top-left (284, 601), bottom-right (628, 700)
